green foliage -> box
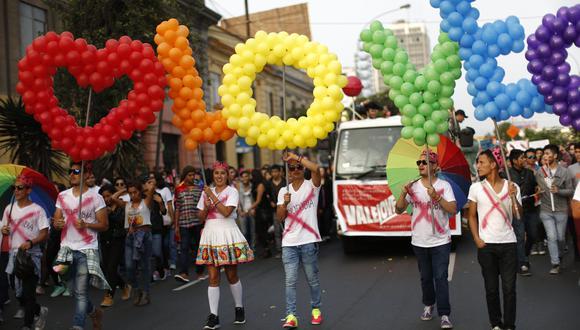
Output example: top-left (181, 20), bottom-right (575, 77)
top-left (524, 127), bottom-right (579, 146)
top-left (355, 89), bottom-right (400, 116)
top-left (0, 97), bottom-right (67, 181)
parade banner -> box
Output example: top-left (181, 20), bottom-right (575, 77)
top-left (334, 181), bottom-right (459, 236)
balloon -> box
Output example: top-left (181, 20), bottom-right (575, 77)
top-left (432, 0), bottom-right (553, 124)
top-left (360, 21), bottom-right (461, 146)
top-left (525, 5), bottom-right (580, 129)
top-left (16, 31), bottom-right (166, 161)
top-left (219, 31), bottom-right (346, 150)
top-left (155, 18), bottom-right (235, 149)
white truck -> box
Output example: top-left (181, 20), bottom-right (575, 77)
top-left (332, 116), bottom-right (461, 253)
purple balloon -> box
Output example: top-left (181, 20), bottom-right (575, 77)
top-left (557, 7), bottom-right (570, 21)
top-left (553, 86), bottom-right (568, 100)
top-left (571, 6), bottom-right (580, 22)
top-left (553, 102), bottom-right (568, 115)
top-left (532, 74), bottom-right (543, 85)
top-left (568, 88), bottom-right (580, 103)
top-left (545, 94), bottom-right (555, 105)
top-left (560, 114), bottom-right (572, 126)
top-left (542, 14), bottom-right (556, 28)
top-left (525, 49), bottom-right (539, 61)
top-left (542, 65), bottom-right (558, 80)
top-left (569, 103), bottom-right (580, 118)
top-left (536, 26), bottom-right (552, 42)
top-left (527, 34), bottom-right (540, 48)
top-left (552, 18), bottom-right (567, 33)
top-left (549, 51), bottom-right (565, 65)
top-left (537, 43), bottom-right (552, 58)
top-left (557, 62), bottom-right (571, 74)
top-left (550, 35), bottom-right (565, 49)
top-left (573, 118), bottom-right (580, 131)
top-left (571, 76), bottom-right (580, 88)
top-left (563, 26), bottom-right (577, 43)
top-left (527, 59), bottom-right (544, 74)
top-left (538, 81), bottom-right (554, 94)
top-left (556, 73), bottom-right (571, 86)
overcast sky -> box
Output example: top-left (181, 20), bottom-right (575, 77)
top-left (206, 0), bottom-right (578, 135)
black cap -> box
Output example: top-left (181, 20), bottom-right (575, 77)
top-left (455, 109), bottom-right (468, 118)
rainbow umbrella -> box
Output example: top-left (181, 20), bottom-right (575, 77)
top-left (0, 164), bottom-right (58, 218)
top-left (386, 135), bottom-right (471, 209)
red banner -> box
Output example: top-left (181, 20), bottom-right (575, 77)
top-left (335, 183), bottom-right (457, 234)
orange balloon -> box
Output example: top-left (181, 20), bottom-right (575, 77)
top-left (164, 30), bottom-right (178, 44)
top-left (211, 120), bottom-right (224, 134)
top-left (161, 58), bottom-right (175, 71)
top-left (203, 128), bottom-right (214, 141)
top-left (175, 37), bottom-right (189, 50)
top-left (179, 55), bottom-right (194, 69)
top-left (183, 119), bottom-right (194, 131)
top-left (186, 98), bottom-right (199, 110)
top-left (190, 127), bottom-right (203, 140)
top-left (192, 88), bottom-right (203, 99)
top-left (168, 89), bottom-right (179, 99)
top-left (184, 138), bottom-right (197, 150)
top-left (196, 121), bottom-right (209, 130)
top-left (173, 97), bottom-right (187, 109)
top-left (182, 75), bottom-right (196, 88)
top-left (157, 42), bottom-right (170, 56)
top-left (171, 116), bottom-right (183, 128)
top-left (168, 48), bottom-right (182, 62)
top-left (179, 87), bottom-right (193, 99)
top-left (169, 77), bottom-right (182, 90)
top-left (220, 129), bottom-right (235, 141)
top-left (178, 108), bottom-right (190, 120)
top-left (177, 25), bottom-right (189, 38)
top-left (192, 110), bottom-right (204, 122)
top-left (171, 66), bottom-right (186, 78)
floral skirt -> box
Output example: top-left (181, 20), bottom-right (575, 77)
top-left (196, 218), bottom-right (254, 266)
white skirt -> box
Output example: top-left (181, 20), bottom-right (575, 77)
top-left (196, 219), bottom-right (254, 266)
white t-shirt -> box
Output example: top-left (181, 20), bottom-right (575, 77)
top-left (88, 186), bottom-right (101, 195)
top-left (125, 200), bottom-right (151, 228)
top-left (405, 178), bottom-right (456, 248)
top-left (1, 203), bottom-right (49, 251)
top-left (120, 194), bottom-right (130, 203)
top-left (56, 188), bottom-right (106, 250)
top-left (156, 187), bottom-right (173, 226)
top-left (197, 185), bottom-right (239, 221)
top-left (277, 179), bottom-right (321, 247)
top-left (468, 180), bottom-right (521, 244)
top-left (574, 181), bottom-right (580, 202)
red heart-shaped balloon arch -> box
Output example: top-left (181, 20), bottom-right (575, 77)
top-left (16, 31), bottom-right (167, 161)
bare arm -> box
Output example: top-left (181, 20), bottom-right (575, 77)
top-left (276, 192), bottom-right (291, 222)
top-left (53, 208), bottom-right (65, 230)
top-left (250, 183), bottom-right (265, 210)
top-left (468, 201), bottom-right (485, 248)
top-left (85, 208), bottom-right (108, 232)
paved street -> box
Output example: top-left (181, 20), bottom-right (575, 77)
top-left (2, 232), bottom-right (580, 330)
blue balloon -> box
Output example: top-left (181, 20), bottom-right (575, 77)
top-left (492, 21), bottom-right (508, 34)
top-left (482, 25), bottom-right (498, 44)
top-left (467, 8), bottom-right (480, 20)
top-left (505, 83), bottom-right (519, 98)
top-left (508, 102), bottom-right (522, 116)
top-left (512, 40), bottom-right (525, 52)
top-left (486, 81), bottom-right (503, 97)
top-left (469, 54), bottom-right (484, 67)
top-left (529, 97), bottom-right (544, 112)
top-left (460, 34), bottom-right (475, 48)
top-left (497, 33), bottom-right (512, 50)
top-left (474, 106), bottom-right (487, 120)
top-left (440, 1), bottom-right (455, 15)
top-left (462, 17), bottom-right (479, 34)
top-left (459, 48), bottom-right (472, 60)
top-left (474, 77), bottom-right (488, 90)
top-left (466, 69), bottom-right (479, 81)
top-left (479, 63), bottom-right (496, 78)
top-left (487, 44), bottom-right (501, 57)
top-left (448, 13), bottom-right (464, 27)
top-left (499, 110), bottom-right (510, 121)
top-left (472, 40), bottom-right (487, 55)
top-left (495, 93), bottom-right (511, 108)
top-left (440, 19), bottom-right (451, 32)
top-left (430, 0), bottom-right (442, 8)
top-left (522, 107), bottom-right (534, 119)
top-left (448, 27), bottom-right (463, 41)
top-left (507, 23), bottom-right (525, 39)
top-left (456, 1), bottom-right (471, 16)
top-left (490, 67), bottom-right (506, 82)
top-left (484, 102), bottom-right (499, 118)
top-left (475, 92), bottom-right (491, 105)
top-left (515, 91), bottom-right (532, 107)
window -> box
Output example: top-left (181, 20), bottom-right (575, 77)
top-left (20, 2), bottom-right (47, 57)
top-left (279, 96), bottom-right (284, 118)
top-left (269, 92), bottom-right (274, 115)
top-left (209, 72), bottom-right (221, 108)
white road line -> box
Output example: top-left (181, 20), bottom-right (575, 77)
top-left (448, 252), bottom-right (456, 282)
top-left (172, 269), bottom-right (223, 292)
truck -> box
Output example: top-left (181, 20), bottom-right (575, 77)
top-left (332, 116), bottom-right (461, 253)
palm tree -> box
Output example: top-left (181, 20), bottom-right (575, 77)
top-left (0, 97), bottom-right (68, 180)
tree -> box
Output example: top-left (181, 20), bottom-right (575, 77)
top-left (524, 127), bottom-right (579, 146)
top-left (0, 97), bottom-right (68, 180)
top-left (355, 89), bottom-right (400, 116)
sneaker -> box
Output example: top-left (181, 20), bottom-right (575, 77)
top-left (491, 327), bottom-right (502, 330)
top-left (136, 292), bottom-right (150, 306)
top-left (282, 314), bottom-right (298, 328)
top-left (234, 307), bottom-right (246, 324)
top-left (35, 286), bottom-right (45, 295)
top-left (518, 265), bottom-right (531, 276)
top-left (62, 287), bottom-right (71, 297)
top-left (89, 308), bottom-right (103, 330)
top-left (174, 274), bottom-right (190, 283)
top-left (440, 315), bottom-right (453, 329)
top-left (197, 273), bottom-right (209, 281)
top-left (204, 313), bottom-right (220, 329)
top-left (50, 285), bottom-right (66, 298)
top-left (530, 246), bottom-right (539, 255)
top-left (311, 308), bottom-right (323, 325)
top-left (100, 293), bottom-right (114, 307)
top-left (538, 247), bottom-right (546, 255)
top-left (121, 285), bottom-right (132, 301)
top-left (34, 306), bottom-right (48, 330)
top-left (153, 271), bottom-right (161, 281)
top-left (160, 270), bottom-right (168, 281)
top-left (421, 305), bottom-right (434, 321)
top-left (550, 264), bottom-right (560, 275)
top-left (14, 308), bottom-right (24, 319)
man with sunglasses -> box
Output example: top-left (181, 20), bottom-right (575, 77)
top-left (276, 152), bottom-right (323, 329)
top-left (395, 151), bottom-right (456, 329)
top-left (53, 162), bottom-right (109, 330)
top-left (524, 149), bottom-right (539, 171)
top-left (1, 175), bottom-right (49, 329)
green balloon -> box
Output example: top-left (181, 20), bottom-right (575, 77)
top-left (431, 50), bottom-right (445, 62)
top-left (423, 120), bottom-right (437, 134)
top-left (427, 80), bottom-right (442, 94)
top-left (425, 68), bottom-right (440, 82)
top-left (436, 121), bottom-right (449, 134)
top-left (427, 133), bottom-right (440, 146)
top-left (451, 68), bottom-right (462, 80)
top-left (438, 32), bottom-right (451, 43)
top-left (401, 115), bottom-right (413, 127)
top-left (372, 30), bottom-right (387, 44)
top-left (418, 103), bottom-right (432, 117)
top-left (439, 72), bottom-right (454, 85)
top-left (370, 21), bottom-right (383, 32)
top-left (403, 71), bottom-right (418, 83)
top-left (383, 74), bottom-right (393, 85)
top-left (360, 29), bottom-right (373, 42)
top-left (388, 88), bottom-right (400, 99)
top-left (392, 63), bottom-right (407, 77)
top-left (447, 55), bottom-right (462, 69)
top-left (439, 98), bottom-right (453, 110)
top-left (440, 85), bottom-right (455, 98)
top-left (380, 61), bottom-right (394, 75)
top-left (394, 51), bottom-right (409, 64)
top-left (431, 110), bottom-right (443, 123)
top-left (373, 59), bottom-right (383, 70)
top-left (431, 102), bottom-right (441, 110)
top-left (434, 59), bottom-right (449, 74)
top-left (440, 109), bottom-right (449, 121)
top-left (369, 44), bottom-right (384, 59)
top-left (442, 42), bottom-right (456, 56)
top-left (405, 63), bottom-right (414, 71)
top-left (414, 137), bottom-right (426, 146)
top-left (412, 114), bottom-right (426, 127)
top-left (401, 82), bottom-right (415, 96)
top-left (384, 36), bottom-right (398, 49)
top-left (402, 104), bottom-right (417, 117)
top-left (413, 128), bottom-right (426, 143)
top-left (422, 91), bottom-right (437, 104)
top-left (401, 126), bottom-right (414, 139)
top-left (409, 93), bottom-right (423, 107)
top-left (389, 76), bottom-right (404, 90)
top-left (363, 43), bottom-right (371, 52)
top-left (394, 95), bottom-right (409, 108)
top-left (414, 76), bottom-right (427, 90)
top-left (382, 48), bottom-right (396, 61)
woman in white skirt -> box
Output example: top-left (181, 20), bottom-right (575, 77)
top-left (197, 161), bottom-right (254, 330)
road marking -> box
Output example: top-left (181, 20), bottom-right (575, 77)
top-left (448, 252), bottom-right (456, 282)
top-left (172, 269), bottom-right (223, 291)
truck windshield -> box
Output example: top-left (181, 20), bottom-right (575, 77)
top-left (335, 126), bottom-right (402, 178)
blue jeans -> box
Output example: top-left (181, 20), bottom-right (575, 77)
top-left (239, 215), bottom-right (255, 248)
top-left (539, 211), bottom-right (568, 265)
top-left (70, 251), bottom-right (95, 328)
top-left (512, 218), bottom-right (528, 267)
top-left (125, 230), bottom-right (153, 293)
top-left (167, 227), bottom-right (177, 267)
top-left (282, 243), bottom-right (321, 316)
top-left (178, 225), bottom-right (204, 276)
top-left (152, 233), bottom-right (164, 273)
top-left (412, 243), bottom-right (451, 316)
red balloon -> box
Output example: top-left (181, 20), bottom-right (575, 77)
top-left (134, 117), bottom-right (148, 130)
top-left (342, 76), bottom-right (363, 97)
top-left (117, 44), bottom-right (131, 59)
top-left (81, 51), bottom-right (96, 64)
top-left (58, 37), bottom-right (75, 52)
top-left (32, 36), bottom-right (47, 52)
top-left (105, 39), bottom-right (118, 51)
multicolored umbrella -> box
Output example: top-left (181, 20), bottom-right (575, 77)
top-left (0, 164), bottom-right (59, 218)
top-left (386, 135), bottom-right (471, 209)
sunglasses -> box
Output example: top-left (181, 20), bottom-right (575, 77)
top-left (416, 160), bottom-right (436, 166)
top-left (13, 185), bottom-right (28, 191)
top-left (527, 155), bottom-right (536, 160)
top-left (69, 168), bottom-right (82, 175)
top-left (288, 165), bottom-right (304, 171)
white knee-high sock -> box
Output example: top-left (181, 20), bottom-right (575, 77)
top-left (208, 286), bottom-right (220, 315)
top-left (229, 280), bottom-right (243, 307)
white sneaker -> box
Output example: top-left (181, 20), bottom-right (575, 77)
top-left (14, 308), bottom-right (24, 319)
top-left (491, 327), bottom-right (502, 330)
top-left (34, 306), bottom-right (48, 330)
top-left (421, 305), bottom-right (434, 321)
